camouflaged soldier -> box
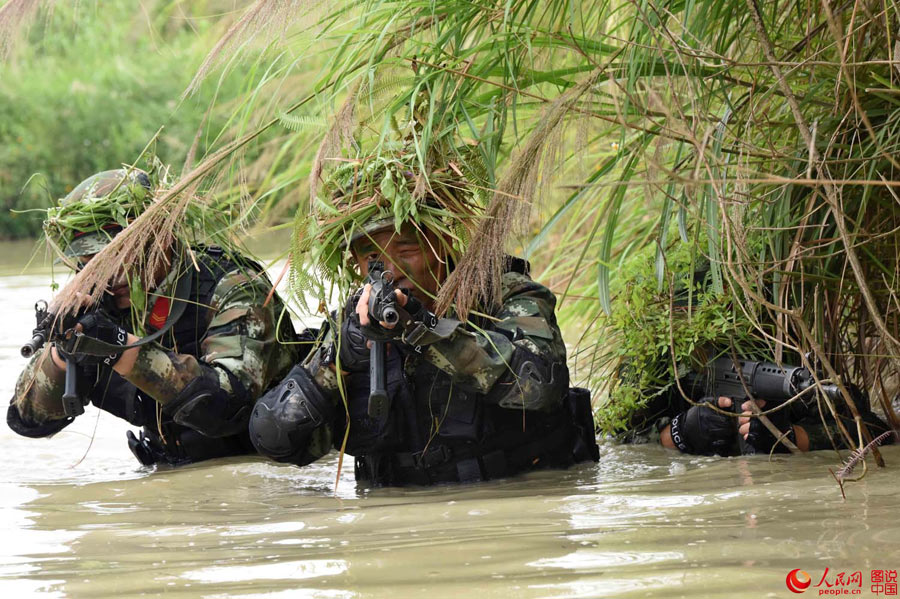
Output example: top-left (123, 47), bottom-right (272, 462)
top-left (8, 169), bottom-right (300, 466)
top-left (619, 354), bottom-right (894, 456)
top-left (248, 203), bottom-right (599, 486)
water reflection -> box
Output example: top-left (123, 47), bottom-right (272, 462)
top-left (183, 559), bottom-right (349, 583)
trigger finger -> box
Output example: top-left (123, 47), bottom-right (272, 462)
top-left (717, 396), bottom-right (732, 409)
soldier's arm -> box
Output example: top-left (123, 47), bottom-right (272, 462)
top-left (116, 269), bottom-right (296, 438)
top-left (7, 347), bottom-right (73, 437)
top-left (417, 272), bottom-right (568, 411)
top-left (796, 409), bottom-right (894, 451)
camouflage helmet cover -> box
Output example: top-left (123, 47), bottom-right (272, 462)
top-left (45, 169), bottom-right (153, 259)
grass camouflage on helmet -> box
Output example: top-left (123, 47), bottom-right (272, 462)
top-left (290, 147), bottom-right (485, 301)
top-left (42, 165), bottom-right (158, 265)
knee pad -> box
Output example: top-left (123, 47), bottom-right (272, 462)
top-left (249, 365), bottom-right (334, 463)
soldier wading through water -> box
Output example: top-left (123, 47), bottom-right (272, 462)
top-left (9, 167), bottom-right (300, 467)
top-left (249, 157), bottom-right (600, 487)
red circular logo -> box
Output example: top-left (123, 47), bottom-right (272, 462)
top-left (786, 569), bottom-right (811, 593)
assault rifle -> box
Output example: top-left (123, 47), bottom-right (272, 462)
top-left (366, 261), bottom-right (400, 420)
top-left (19, 270), bottom-right (191, 419)
top-left (21, 300), bottom-right (84, 417)
top-left (681, 356), bottom-right (845, 454)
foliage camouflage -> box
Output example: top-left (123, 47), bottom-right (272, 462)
top-left (9, 0), bottom-right (900, 468)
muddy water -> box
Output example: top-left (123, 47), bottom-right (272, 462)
top-left (1, 240), bottom-right (898, 598)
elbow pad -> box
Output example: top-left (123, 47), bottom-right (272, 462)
top-left (249, 364), bottom-right (334, 465)
top-left (492, 349), bottom-right (569, 411)
top-left (7, 403), bottom-right (73, 438)
top-left (164, 367), bottom-right (250, 438)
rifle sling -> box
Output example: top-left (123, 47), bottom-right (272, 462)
top-left (69, 267), bottom-right (193, 356)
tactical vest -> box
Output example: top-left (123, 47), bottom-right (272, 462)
top-left (347, 259), bottom-right (598, 486)
top-left (116, 247), bottom-right (262, 466)
top-left (9, 247), bottom-right (270, 466)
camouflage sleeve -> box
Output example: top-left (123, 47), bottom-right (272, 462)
top-left (10, 347), bottom-right (68, 426)
top-left (305, 325), bottom-right (342, 396)
top-left (799, 409), bottom-right (895, 451)
top-left (421, 272), bottom-right (567, 409)
top-left (620, 416), bottom-right (671, 445)
top-left (124, 268), bottom-right (297, 409)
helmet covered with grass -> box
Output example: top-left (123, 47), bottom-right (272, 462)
top-left (43, 168), bottom-right (155, 262)
top-left (293, 150), bottom-right (485, 295)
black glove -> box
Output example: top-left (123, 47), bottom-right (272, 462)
top-left (744, 404), bottom-right (796, 454)
top-left (669, 398), bottom-right (735, 456)
top-left (57, 311), bottom-right (129, 367)
top-left (338, 312), bottom-right (371, 372)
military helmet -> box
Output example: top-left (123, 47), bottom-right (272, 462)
top-left (44, 169), bottom-right (153, 261)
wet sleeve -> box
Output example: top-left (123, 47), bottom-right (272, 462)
top-left (612, 391), bottom-right (679, 445)
top-left (123, 269), bottom-right (297, 409)
top-left (799, 409), bottom-right (895, 451)
top-left (9, 347), bottom-right (69, 429)
top-left (420, 272), bottom-right (568, 410)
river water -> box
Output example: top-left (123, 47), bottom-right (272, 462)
top-left (1, 239), bottom-right (898, 598)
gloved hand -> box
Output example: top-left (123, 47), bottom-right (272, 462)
top-left (57, 311), bottom-right (129, 367)
top-left (352, 285), bottom-right (404, 342)
top-left (337, 311), bottom-right (371, 372)
top-left (739, 399), bottom-right (796, 454)
top-left (669, 396), bottom-right (735, 456)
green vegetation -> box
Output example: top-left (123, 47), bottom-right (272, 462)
top-left (0, 2), bottom-right (251, 238)
top-left (6, 0), bottom-right (899, 458)
top-left (209, 0), bottom-right (900, 450)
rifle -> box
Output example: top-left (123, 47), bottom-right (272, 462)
top-left (365, 261), bottom-right (400, 420)
top-left (19, 269), bottom-right (193, 419)
top-left (681, 356), bottom-right (844, 454)
top-left (21, 300), bottom-right (84, 417)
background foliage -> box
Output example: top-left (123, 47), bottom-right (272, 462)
top-left (0, 1), bottom-right (257, 238)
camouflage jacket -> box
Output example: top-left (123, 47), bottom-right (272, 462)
top-left (11, 250), bottom-right (297, 439)
top-left (297, 268), bottom-right (570, 465)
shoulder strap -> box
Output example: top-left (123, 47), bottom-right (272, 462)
top-left (68, 266), bottom-right (193, 356)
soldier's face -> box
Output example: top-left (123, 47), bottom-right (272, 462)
top-left (351, 226), bottom-right (447, 309)
top-left (78, 254), bottom-right (132, 310)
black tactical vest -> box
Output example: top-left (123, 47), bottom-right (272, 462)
top-left (346, 258), bottom-right (597, 486)
top-left (92, 247), bottom-right (270, 465)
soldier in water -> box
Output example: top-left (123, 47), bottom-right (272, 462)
top-left (9, 167), bottom-right (300, 466)
top-left (248, 159), bottom-right (599, 486)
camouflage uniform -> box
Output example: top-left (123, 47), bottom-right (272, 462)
top-left (10, 248), bottom-right (299, 465)
top-left (8, 169), bottom-right (300, 466)
top-left (250, 259), bottom-right (598, 486)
